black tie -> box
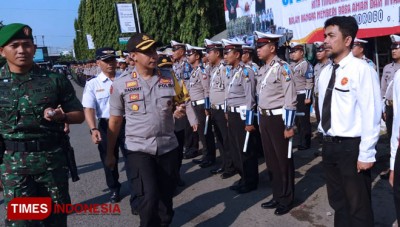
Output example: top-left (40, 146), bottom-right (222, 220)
top-left (321, 63), bottom-right (339, 133)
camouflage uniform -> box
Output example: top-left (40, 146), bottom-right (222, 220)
top-left (0, 64), bottom-right (83, 227)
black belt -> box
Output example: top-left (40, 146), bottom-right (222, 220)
top-left (4, 140), bottom-right (55, 152)
top-left (99, 118), bottom-right (109, 122)
top-left (322, 136), bottom-right (360, 143)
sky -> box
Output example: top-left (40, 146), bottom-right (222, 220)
top-left (1, 0), bottom-right (80, 54)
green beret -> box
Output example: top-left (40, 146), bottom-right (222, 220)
top-left (0, 23), bottom-right (33, 47)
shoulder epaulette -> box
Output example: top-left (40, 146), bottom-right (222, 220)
top-left (86, 75), bottom-right (96, 81)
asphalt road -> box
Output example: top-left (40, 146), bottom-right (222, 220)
top-left (0, 79), bottom-right (398, 227)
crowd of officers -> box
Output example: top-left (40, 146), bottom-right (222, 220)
top-left (74, 17), bottom-right (399, 226)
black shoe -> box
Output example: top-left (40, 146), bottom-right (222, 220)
top-left (297, 145), bottom-right (310, 150)
top-left (221, 171), bottom-right (237, 179)
top-left (210, 167), bottom-right (224, 174)
top-left (199, 160), bottom-right (215, 168)
top-left (236, 185), bottom-right (257, 194)
top-left (261, 199), bottom-right (279, 209)
top-left (274, 205), bottom-right (292, 216)
top-left (184, 150), bottom-right (200, 159)
top-left (313, 150), bottom-right (322, 157)
top-left (192, 158), bottom-right (204, 164)
top-left (229, 183), bottom-right (242, 191)
top-left (110, 191), bottom-right (121, 203)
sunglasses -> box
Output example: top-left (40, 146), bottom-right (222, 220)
top-left (223, 49), bottom-right (235, 55)
top-left (172, 46), bottom-right (184, 51)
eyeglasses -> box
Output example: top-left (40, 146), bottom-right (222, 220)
top-left (172, 46), bottom-right (184, 52)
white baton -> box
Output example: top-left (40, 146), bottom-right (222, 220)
top-left (243, 131), bottom-right (250, 152)
top-left (204, 115), bottom-right (209, 135)
top-left (287, 112), bottom-right (305, 159)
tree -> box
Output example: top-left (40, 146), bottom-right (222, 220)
top-left (73, 0), bottom-right (226, 59)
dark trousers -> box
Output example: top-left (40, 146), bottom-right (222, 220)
top-left (193, 105), bottom-right (216, 161)
top-left (259, 114), bottom-right (294, 206)
top-left (386, 105), bottom-right (394, 138)
top-left (184, 117), bottom-right (199, 152)
top-left (227, 112), bottom-right (259, 187)
top-left (211, 109), bottom-right (235, 173)
top-left (322, 137), bottom-right (374, 227)
top-left (394, 147), bottom-right (400, 222)
top-left (296, 94), bottom-right (312, 147)
top-left (174, 130), bottom-right (184, 174)
top-left (124, 148), bottom-right (179, 227)
top-left (98, 118), bottom-right (123, 193)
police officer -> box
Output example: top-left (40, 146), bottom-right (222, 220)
top-left (205, 39), bottom-right (236, 178)
top-left (351, 38), bottom-right (377, 71)
top-left (185, 44), bottom-right (216, 168)
top-left (319, 16), bottom-right (381, 226)
top-left (242, 45), bottom-right (259, 73)
top-left (171, 40), bottom-right (200, 159)
top-left (313, 41), bottom-right (331, 152)
top-left (82, 47), bottom-right (124, 203)
top-left (255, 31), bottom-right (297, 215)
top-left (106, 33), bottom-right (181, 227)
top-left (0, 23), bottom-right (84, 226)
top-left (222, 39), bottom-right (259, 194)
top-left (390, 69), bottom-right (400, 223)
top-left (289, 41), bottom-right (314, 150)
top-left (382, 35), bottom-right (400, 141)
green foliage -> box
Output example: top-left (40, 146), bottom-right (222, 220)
top-left (73, 0), bottom-right (225, 60)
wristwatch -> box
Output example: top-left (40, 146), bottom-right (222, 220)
top-left (89, 128), bottom-right (99, 135)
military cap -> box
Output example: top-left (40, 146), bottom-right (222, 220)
top-left (116, 57), bottom-right (126, 63)
top-left (254, 31), bottom-right (282, 48)
top-left (204, 39), bottom-right (223, 52)
top-left (171, 40), bottom-right (186, 51)
top-left (353, 37), bottom-right (368, 48)
top-left (390, 34), bottom-right (400, 49)
top-left (186, 44), bottom-right (205, 56)
top-left (0, 23), bottom-right (33, 47)
top-left (314, 41), bottom-right (325, 52)
top-left (95, 47), bottom-right (117, 60)
top-left (289, 41), bottom-right (305, 53)
top-left (221, 39), bottom-right (245, 50)
top-left (157, 56), bottom-right (173, 67)
top-left (127, 33), bottom-right (159, 52)
top-left (242, 45), bottom-right (255, 53)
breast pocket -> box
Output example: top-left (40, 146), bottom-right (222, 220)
top-left (157, 89), bottom-right (174, 111)
top-left (126, 91), bottom-right (146, 114)
top-left (95, 91), bottom-right (110, 107)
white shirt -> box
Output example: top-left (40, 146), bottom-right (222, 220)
top-left (82, 72), bottom-right (117, 119)
top-left (318, 53), bottom-right (381, 162)
top-left (390, 70), bottom-right (400, 170)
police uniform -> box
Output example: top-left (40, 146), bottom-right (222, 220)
top-left (81, 47), bottom-right (124, 202)
top-left (313, 41), bottom-right (331, 125)
top-left (381, 35), bottom-right (400, 139)
top-left (255, 31), bottom-right (297, 214)
top-left (171, 40), bottom-right (199, 159)
top-left (109, 33), bottom-right (179, 227)
top-left (390, 69), bottom-right (400, 222)
top-left (185, 44), bottom-right (216, 167)
top-left (289, 42), bottom-right (314, 149)
top-left (222, 39), bottom-right (259, 193)
top-left (318, 52), bottom-right (381, 226)
top-left (205, 39), bottom-right (235, 176)
top-left (353, 38), bottom-right (377, 71)
top-left (0, 23), bottom-right (84, 226)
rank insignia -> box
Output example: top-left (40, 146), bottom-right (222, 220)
top-left (160, 78), bottom-right (172, 84)
top-left (132, 72), bottom-right (138, 78)
top-left (126, 81), bottom-right (138, 88)
top-left (132, 104), bottom-right (139, 111)
top-left (341, 77), bottom-right (348, 85)
top-left (96, 89), bottom-right (105, 92)
top-left (129, 94), bottom-right (140, 101)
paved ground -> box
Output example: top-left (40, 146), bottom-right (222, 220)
top-left (0, 80), bottom-right (398, 227)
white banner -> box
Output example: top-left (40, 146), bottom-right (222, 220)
top-left (224, 0), bottom-right (400, 43)
top-left (86, 34), bottom-right (95, 50)
top-left (116, 3), bottom-right (137, 33)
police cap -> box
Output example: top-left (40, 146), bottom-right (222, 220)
top-left (127, 33), bottom-right (160, 53)
top-left (95, 47), bottom-right (117, 61)
top-left (390, 34), bottom-right (400, 49)
top-left (254, 31), bottom-right (282, 48)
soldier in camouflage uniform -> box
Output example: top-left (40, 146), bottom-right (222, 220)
top-left (0, 23), bottom-right (84, 226)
